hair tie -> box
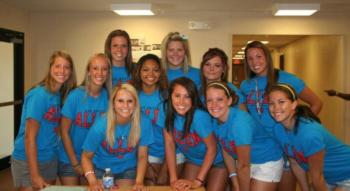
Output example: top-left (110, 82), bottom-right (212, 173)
top-left (207, 82), bottom-right (230, 96)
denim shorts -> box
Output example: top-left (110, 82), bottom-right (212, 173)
top-left (95, 168), bottom-right (136, 180)
top-left (11, 157), bottom-right (58, 187)
top-left (58, 162), bottom-right (80, 177)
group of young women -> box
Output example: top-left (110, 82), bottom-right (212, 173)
top-left (11, 30), bottom-right (350, 191)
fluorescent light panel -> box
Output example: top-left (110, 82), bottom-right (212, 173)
top-left (274, 3), bottom-right (320, 16)
top-left (247, 40), bottom-right (269, 44)
top-left (111, 3), bottom-right (154, 16)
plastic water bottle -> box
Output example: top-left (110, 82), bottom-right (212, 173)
top-left (102, 168), bottom-right (114, 190)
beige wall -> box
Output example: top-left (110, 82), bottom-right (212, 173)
top-left (279, 36), bottom-right (345, 140)
top-left (1, 2), bottom-right (350, 142)
top-left (0, 2), bottom-right (30, 87)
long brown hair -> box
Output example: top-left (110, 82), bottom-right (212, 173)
top-left (37, 50), bottom-right (77, 103)
top-left (268, 83), bottom-right (320, 133)
top-left (244, 41), bottom-right (279, 91)
top-left (104, 29), bottom-right (134, 76)
top-left (200, 48), bottom-right (229, 96)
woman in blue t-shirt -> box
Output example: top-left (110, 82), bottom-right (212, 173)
top-left (104, 29), bottom-right (135, 86)
top-left (199, 48), bottom-right (244, 108)
top-left (205, 81), bottom-right (256, 191)
top-left (240, 41), bottom-right (323, 191)
top-left (164, 77), bottom-right (227, 191)
top-left (132, 54), bottom-right (171, 185)
top-left (81, 84), bottom-right (153, 191)
top-left (160, 32), bottom-right (201, 87)
top-left (11, 50), bottom-right (77, 190)
top-left (58, 53), bottom-right (111, 185)
top-left (268, 83), bottom-right (350, 191)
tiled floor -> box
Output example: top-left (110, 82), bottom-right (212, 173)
top-left (0, 168), bottom-right (15, 191)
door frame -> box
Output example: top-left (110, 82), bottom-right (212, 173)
top-left (0, 28), bottom-right (24, 170)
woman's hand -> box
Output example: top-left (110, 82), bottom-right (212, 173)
top-left (73, 164), bottom-right (83, 175)
top-left (88, 180), bottom-right (103, 191)
top-left (132, 183), bottom-right (148, 191)
top-left (31, 175), bottom-right (49, 190)
top-left (172, 179), bottom-right (191, 191)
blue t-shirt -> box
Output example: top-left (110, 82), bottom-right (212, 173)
top-left (171, 109), bottom-right (223, 165)
top-left (240, 70), bottom-right (305, 161)
top-left (213, 107), bottom-right (278, 163)
top-left (82, 114), bottom-right (154, 174)
top-left (112, 65), bottom-right (132, 87)
top-left (273, 118), bottom-right (350, 184)
top-left (138, 89), bottom-right (165, 159)
top-left (200, 82), bottom-right (244, 109)
top-left (12, 86), bottom-right (61, 162)
top-left (167, 66), bottom-right (201, 87)
top-left (58, 87), bottom-right (109, 163)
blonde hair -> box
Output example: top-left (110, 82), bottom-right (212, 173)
top-left (38, 50), bottom-right (77, 103)
top-left (106, 83), bottom-right (141, 148)
top-left (161, 32), bottom-right (192, 73)
top-left (81, 53), bottom-right (112, 95)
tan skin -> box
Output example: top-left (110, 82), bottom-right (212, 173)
top-left (246, 47), bottom-right (323, 191)
top-left (81, 89), bottom-right (148, 191)
top-left (139, 59), bottom-right (171, 186)
top-left (165, 85), bottom-right (227, 191)
top-left (206, 87), bottom-right (250, 191)
top-left (60, 57), bottom-right (109, 185)
top-left (269, 90), bottom-right (333, 191)
top-left (21, 57), bottom-right (72, 191)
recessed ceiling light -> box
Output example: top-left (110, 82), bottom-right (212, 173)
top-left (274, 3), bottom-right (320, 16)
top-left (247, 40), bottom-right (269, 44)
top-left (111, 3), bottom-right (154, 16)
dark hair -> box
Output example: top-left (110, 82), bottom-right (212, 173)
top-left (104, 29), bottom-right (135, 76)
top-left (244, 41), bottom-right (279, 91)
top-left (133, 54), bottom-right (168, 100)
top-left (268, 83), bottom-right (320, 133)
top-left (199, 48), bottom-right (229, 96)
top-left (206, 81), bottom-right (238, 107)
top-left (165, 77), bottom-right (203, 138)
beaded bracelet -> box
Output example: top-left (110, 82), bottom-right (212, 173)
top-left (229, 172), bottom-right (237, 178)
top-left (84, 170), bottom-right (95, 178)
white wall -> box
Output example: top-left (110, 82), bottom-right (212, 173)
top-left (1, 3), bottom-right (350, 143)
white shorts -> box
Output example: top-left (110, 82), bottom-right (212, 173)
top-left (176, 153), bottom-right (186, 165)
top-left (327, 178), bottom-right (350, 191)
top-left (148, 155), bottom-right (164, 164)
top-left (148, 153), bottom-right (185, 165)
top-left (251, 158), bottom-right (284, 182)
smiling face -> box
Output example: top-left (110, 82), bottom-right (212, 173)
top-left (50, 56), bottom-right (72, 89)
top-left (203, 56), bottom-right (225, 82)
top-left (114, 89), bottom-right (136, 122)
top-left (110, 36), bottom-right (128, 66)
top-left (171, 84), bottom-right (192, 116)
top-left (206, 87), bottom-right (232, 122)
top-left (246, 47), bottom-right (268, 76)
top-left (166, 41), bottom-right (186, 68)
top-left (268, 90), bottom-right (297, 128)
top-left (140, 59), bottom-right (160, 90)
top-left (88, 56), bottom-right (109, 87)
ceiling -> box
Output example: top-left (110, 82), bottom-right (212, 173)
top-left (232, 35), bottom-right (306, 59)
top-left (2, 0), bottom-right (348, 59)
top-left (2, 0), bottom-right (350, 16)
